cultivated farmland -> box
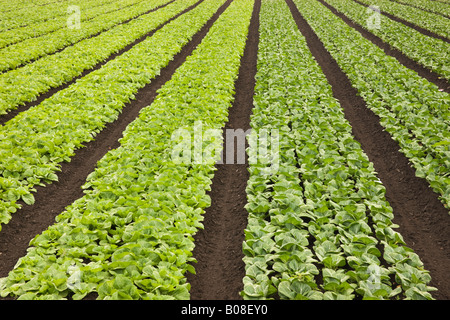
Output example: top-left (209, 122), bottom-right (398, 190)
top-left (0, 0), bottom-right (448, 301)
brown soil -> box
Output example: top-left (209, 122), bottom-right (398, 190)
top-left (0, 0), bottom-right (232, 280)
top-left (286, 0), bottom-right (450, 300)
top-left (186, 0), bottom-right (260, 300)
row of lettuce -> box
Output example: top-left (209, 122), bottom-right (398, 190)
top-left (296, 0), bottom-right (450, 211)
top-left (322, 0), bottom-right (449, 81)
top-left (0, 0), bottom-right (147, 49)
top-left (0, 0), bottom-right (172, 73)
top-left (0, 0), bottom-right (445, 301)
top-left (0, 0), bottom-right (208, 231)
top-left (0, 0), bottom-right (254, 300)
top-left (240, 0), bottom-right (435, 300)
top-left (0, 0), bottom-right (196, 116)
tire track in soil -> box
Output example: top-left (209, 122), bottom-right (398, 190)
top-left (319, 0), bottom-right (450, 93)
top-left (0, 0), bottom-right (176, 126)
top-left (0, 0), bottom-right (233, 280)
top-left (351, 0), bottom-right (450, 44)
top-left (186, 0), bottom-right (260, 300)
top-left (286, 0), bottom-right (450, 300)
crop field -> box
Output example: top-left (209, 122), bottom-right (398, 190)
top-left (0, 0), bottom-right (448, 301)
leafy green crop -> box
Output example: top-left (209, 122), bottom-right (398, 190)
top-left (0, 0), bottom-right (114, 32)
top-left (295, 0), bottom-right (450, 211)
top-left (241, 0), bottom-right (436, 300)
top-left (0, 0), bottom-right (211, 231)
top-left (0, 0), bottom-right (170, 73)
top-left (392, 0), bottom-right (450, 18)
top-left (0, 0), bottom-right (146, 49)
top-left (357, 0), bottom-right (450, 39)
top-left (324, 0), bottom-right (450, 81)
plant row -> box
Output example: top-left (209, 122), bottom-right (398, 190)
top-left (0, 0), bottom-right (171, 73)
top-left (0, 0), bottom-right (145, 49)
top-left (0, 0), bottom-right (87, 16)
top-left (295, 0), bottom-right (450, 211)
top-left (324, 0), bottom-right (450, 81)
top-left (0, 0), bottom-right (221, 231)
top-left (356, 0), bottom-right (450, 39)
top-left (0, 0), bottom-right (254, 300)
top-left (241, 0), bottom-right (435, 300)
top-left (392, 0), bottom-right (450, 18)
top-left (0, 0), bottom-right (197, 116)
top-left (0, 0), bottom-right (115, 33)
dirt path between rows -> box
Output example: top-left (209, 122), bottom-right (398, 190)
top-left (0, 0), bottom-right (233, 281)
top-left (286, 0), bottom-right (450, 300)
top-left (186, 0), bottom-right (260, 300)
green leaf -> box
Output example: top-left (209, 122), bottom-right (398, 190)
top-left (22, 193), bottom-right (35, 205)
top-left (172, 284), bottom-right (190, 300)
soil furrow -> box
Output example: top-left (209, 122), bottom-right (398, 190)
top-left (286, 0), bottom-right (450, 300)
top-left (0, 0), bottom-right (232, 280)
top-left (0, 0), bottom-right (178, 126)
top-left (351, 0), bottom-right (450, 44)
top-left (318, 0), bottom-right (449, 93)
top-left (186, 0), bottom-right (260, 300)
